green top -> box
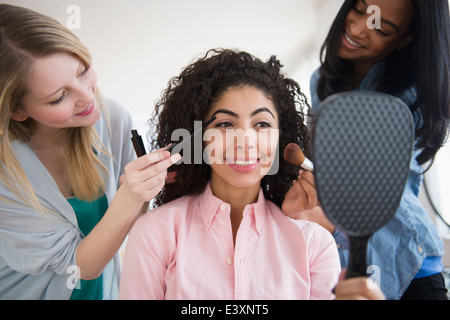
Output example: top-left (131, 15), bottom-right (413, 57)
top-left (67, 194), bottom-right (108, 300)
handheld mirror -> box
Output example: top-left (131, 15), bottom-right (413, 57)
top-left (312, 92), bottom-right (414, 278)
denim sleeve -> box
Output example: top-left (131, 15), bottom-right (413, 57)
top-left (333, 228), bottom-right (349, 250)
top-left (332, 229), bottom-right (350, 270)
top-left (310, 68), bottom-right (321, 113)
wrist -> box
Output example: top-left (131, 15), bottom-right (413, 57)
top-left (108, 185), bottom-right (146, 222)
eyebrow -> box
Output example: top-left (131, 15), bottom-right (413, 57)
top-left (42, 88), bottom-right (64, 101)
top-left (361, 0), bottom-right (399, 32)
top-left (381, 19), bottom-right (399, 33)
top-left (41, 61), bottom-right (84, 101)
top-left (211, 107), bottom-right (275, 119)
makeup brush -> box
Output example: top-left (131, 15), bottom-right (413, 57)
top-left (284, 143), bottom-right (314, 172)
top-left (131, 129), bottom-right (146, 157)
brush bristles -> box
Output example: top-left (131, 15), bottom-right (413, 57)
top-left (284, 143), bottom-right (306, 166)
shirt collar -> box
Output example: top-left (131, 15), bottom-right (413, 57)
top-left (198, 182), bottom-right (267, 236)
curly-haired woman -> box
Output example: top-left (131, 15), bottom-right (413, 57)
top-left (119, 49), bottom-right (384, 300)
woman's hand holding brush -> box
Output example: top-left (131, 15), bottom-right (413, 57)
top-left (281, 143), bottom-right (335, 233)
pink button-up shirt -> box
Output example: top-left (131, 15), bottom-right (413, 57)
top-left (119, 184), bottom-right (340, 300)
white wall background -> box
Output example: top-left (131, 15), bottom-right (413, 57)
top-left (2, 0), bottom-right (341, 126)
top-left (3, 0), bottom-right (450, 232)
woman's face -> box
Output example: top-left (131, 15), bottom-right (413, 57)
top-left (204, 85), bottom-right (279, 192)
top-left (338, 0), bottom-right (414, 66)
top-left (13, 52), bottom-right (100, 132)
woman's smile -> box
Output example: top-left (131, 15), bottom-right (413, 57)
top-left (342, 32), bottom-right (365, 49)
top-left (75, 102), bottom-right (95, 117)
top-left (227, 158), bottom-right (260, 173)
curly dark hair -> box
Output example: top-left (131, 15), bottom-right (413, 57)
top-left (148, 48), bottom-right (311, 208)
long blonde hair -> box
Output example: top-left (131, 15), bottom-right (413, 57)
top-left (0, 4), bottom-right (108, 213)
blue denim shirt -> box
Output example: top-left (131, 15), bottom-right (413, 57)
top-left (310, 65), bottom-right (444, 300)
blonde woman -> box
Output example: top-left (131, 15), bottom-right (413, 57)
top-left (0, 4), bottom-right (180, 299)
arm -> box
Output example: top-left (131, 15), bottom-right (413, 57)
top-left (308, 225), bottom-right (341, 300)
top-left (75, 150), bottom-right (180, 280)
top-left (119, 214), bottom-right (167, 299)
top-left (307, 226), bottom-right (383, 300)
top-left (282, 170), bottom-right (336, 233)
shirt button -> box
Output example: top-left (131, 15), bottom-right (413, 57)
top-left (418, 245), bottom-right (423, 253)
top-left (226, 258), bottom-right (233, 265)
top-left (220, 203), bottom-right (227, 211)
